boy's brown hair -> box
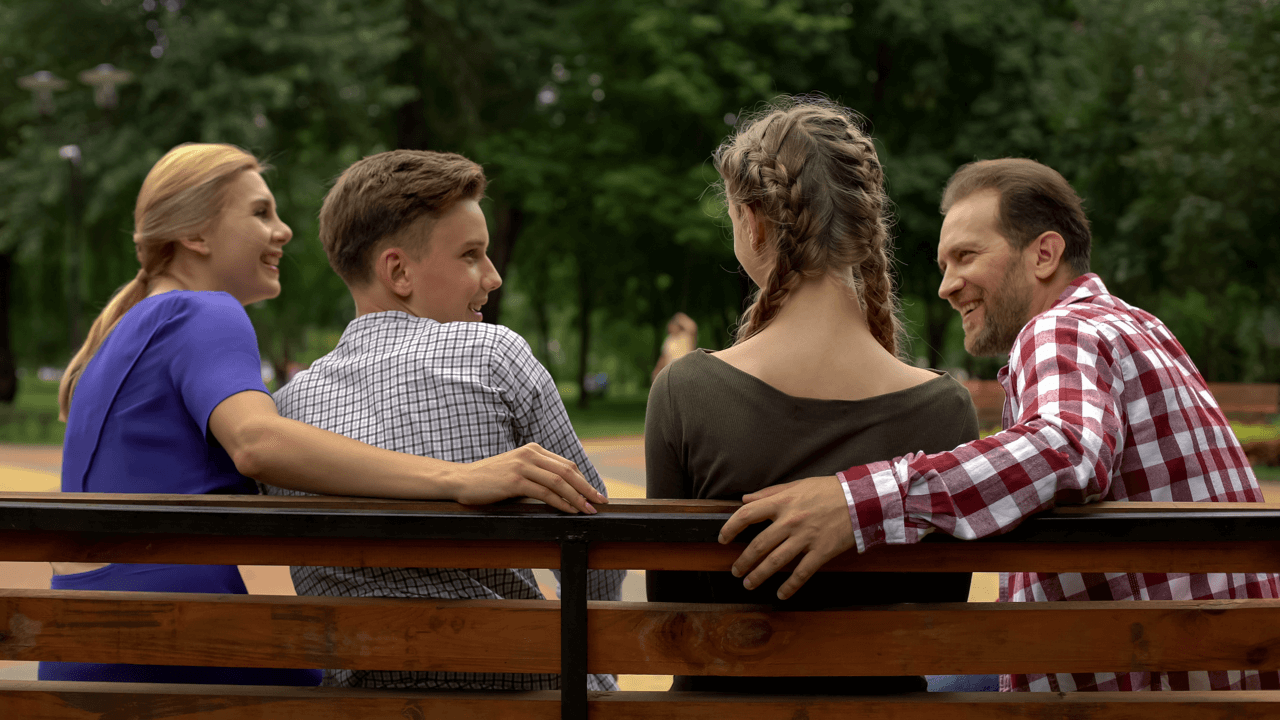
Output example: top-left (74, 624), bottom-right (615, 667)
top-left (940, 158), bottom-right (1091, 276)
top-left (320, 149), bottom-right (486, 285)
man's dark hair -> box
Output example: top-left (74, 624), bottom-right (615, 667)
top-left (320, 149), bottom-right (486, 285)
top-left (940, 158), bottom-right (1091, 276)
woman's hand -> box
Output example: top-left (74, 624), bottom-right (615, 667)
top-left (451, 442), bottom-right (606, 514)
top-left (718, 475), bottom-right (855, 600)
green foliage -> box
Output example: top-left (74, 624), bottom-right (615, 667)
top-left (0, 0), bottom-right (1277, 395)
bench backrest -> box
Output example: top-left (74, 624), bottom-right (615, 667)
top-left (3, 493), bottom-right (1280, 719)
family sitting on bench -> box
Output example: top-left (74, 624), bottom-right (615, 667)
top-left (47, 95), bottom-right (1279, 695)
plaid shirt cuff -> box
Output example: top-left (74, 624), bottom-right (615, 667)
top-left (837, 460), bottom-right (902, 553)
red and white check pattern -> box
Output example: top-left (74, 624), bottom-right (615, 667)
top-left (839, 274), bottom-right (1280, 692)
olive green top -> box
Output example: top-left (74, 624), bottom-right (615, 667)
top-left (645, 349), bottom-right (980, 502)
top-left (644, 349), bottom-right (980, 694)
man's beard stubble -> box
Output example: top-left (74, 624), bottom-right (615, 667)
top-left (964, 261), bottom-right (1033, 358)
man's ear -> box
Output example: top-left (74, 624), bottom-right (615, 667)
top-left (374, 247), bottom-right (414, 298)
top-left (1029, 231), bottom-right (1066, 280)
top-left (175, 235), bottom-right (211, 256)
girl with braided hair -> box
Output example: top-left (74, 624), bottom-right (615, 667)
top-left (645, 97), bottom-right (981, 695)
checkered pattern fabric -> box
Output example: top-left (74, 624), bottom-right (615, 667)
top-left (838, 274), bottom-right (1280, 692)
top-left (263, 312), bottom-right (624, 691)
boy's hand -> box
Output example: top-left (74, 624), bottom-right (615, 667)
top-left (718, 475), bottom-right (854, 599)
top-left (455, 443), bottom-right (607, 514)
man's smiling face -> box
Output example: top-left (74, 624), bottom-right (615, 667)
top-left (936, 190), bottom-right (1034, 358)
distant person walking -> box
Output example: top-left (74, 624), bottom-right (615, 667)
top-left (652, 312), bottom-right (698, 380)
top-left (46, 142), bottom-right (603, 686)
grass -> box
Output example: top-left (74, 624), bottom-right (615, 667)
top-left (4, 375), bottom-right (1279, 484)
top-left (0, 377), bottom-right (64, 445)
top-left (563, 394), bottom-right (648, 439)
top-left (0, 376), bottom-right (652, 445)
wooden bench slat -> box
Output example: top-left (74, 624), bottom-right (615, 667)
top-left (0, 590), bottom-right (559, 673)
top-left (0, 682), bottom-right (561, 720)
top-left (0, 530), bottom-right (565, 569)
top-left (7, 590), bottom-right (1280, 676)
top-left (590, 599), bottom-right (1280, 676)
top-left (6, 529), bottom-right (1280, 573)
top-left (595, 539), bottom-right (1280, 573)
top-left (2, 684), bottom-right (1279, 720)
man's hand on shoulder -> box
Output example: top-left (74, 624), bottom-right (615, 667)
top-left (453, 442), bottom-right (607, 514)
top-left (718, 475), bottom-right (855, 600)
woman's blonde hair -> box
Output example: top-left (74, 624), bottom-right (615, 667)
top-left (58, 143), bottom-right (263, 420)
top-left (715, 97), bottom-right (904, 355)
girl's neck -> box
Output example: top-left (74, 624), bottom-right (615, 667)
top-left (715, 273), bottom-right (934, 401)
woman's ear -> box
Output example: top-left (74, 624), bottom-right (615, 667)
top-left (374, 247), bottom-right (414, 298)
top-left (175, 235), bottom-right (211, 256)
top-left (741, 205), bottom-right (767, 252)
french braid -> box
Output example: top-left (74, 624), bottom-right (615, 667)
top-left (715, 97), bottom-right (904, 356)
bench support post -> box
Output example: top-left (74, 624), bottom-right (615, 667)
top-left (560, 535), bottom-right (589, 720)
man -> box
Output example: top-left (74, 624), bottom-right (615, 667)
top-left (719, 158), bottom-right (1280, 692)
top-left (263, 149), bottom-right (623, 691)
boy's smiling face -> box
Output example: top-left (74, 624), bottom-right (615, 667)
top-left (401, 199), bottom-right (502, 323)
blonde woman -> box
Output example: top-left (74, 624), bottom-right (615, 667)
top-left (45, 143), bottom-right (605, 685)
top-left (645, 98), bottom-right (979, 695)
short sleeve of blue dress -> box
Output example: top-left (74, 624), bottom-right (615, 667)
top-left (49, 291), bottom-right (321, 686)
top-left (62, 291), bottom-right (267, 495)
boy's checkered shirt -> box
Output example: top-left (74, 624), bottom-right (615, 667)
top-left (264, 312), bottom-right (624, 691)
top-left (839, 274), bottom-right (1280, 692)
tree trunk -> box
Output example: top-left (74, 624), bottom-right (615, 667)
top-left (576, 260), bottom-right (593, 410)
top-left (481, 205), bottom-right (523, 325)
top-left (0, 253), bottom-right (16, 403)
top-left (395, 0), bottom-right (432, 150)
top-left (924, 299), bottom-right (951, 369)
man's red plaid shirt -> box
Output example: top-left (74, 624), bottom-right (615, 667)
top-left (838, 273), bottom-right (1280, 692)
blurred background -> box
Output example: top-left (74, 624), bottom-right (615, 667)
top-left (0, 0), bottom-right (1278, 443)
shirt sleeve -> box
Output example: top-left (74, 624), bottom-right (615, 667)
top-left (166, 294), bottom-right (269, 437)
top-left (489, 330), bottom-right (626, 603)
top-left (839, 313), bottom-right (1124, 553)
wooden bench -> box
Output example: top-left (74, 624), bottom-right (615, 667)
top-left (2, 492), bottom-right (1280, 718)
top-left (963, 380), bottom-right (1280, 426)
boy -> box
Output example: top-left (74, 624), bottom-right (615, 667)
top-left (264, 149), bottom-right (623, 691)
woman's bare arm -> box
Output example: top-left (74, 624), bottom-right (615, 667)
top-left (209, 391), bottom-right (605, 513)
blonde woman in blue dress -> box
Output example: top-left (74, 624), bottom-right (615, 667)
top-left (45, 143), bottom-right (605, 685)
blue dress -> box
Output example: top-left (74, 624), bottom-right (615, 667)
top-left (40, 291), bottom-right (321, 686)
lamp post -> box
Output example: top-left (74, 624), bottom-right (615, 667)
top-left (16, 71), bottom-right (69, 116)
top-left (16, 65), bottom-right (132, 357)
top-left (78, 64), bottom-right (133, 111)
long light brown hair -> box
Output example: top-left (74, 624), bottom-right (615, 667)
top-left (715, 97), bottom-right (904, 355)
top-left (58, 143), bottom-right (263, 420)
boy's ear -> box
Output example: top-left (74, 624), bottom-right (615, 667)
top-left (374, 247), bottom-right (414, 298)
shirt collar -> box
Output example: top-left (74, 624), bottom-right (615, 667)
top-left (995, 273), bottom-right (1107, 389)
top-left (1050, 272), bottom-right (1108, 310)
